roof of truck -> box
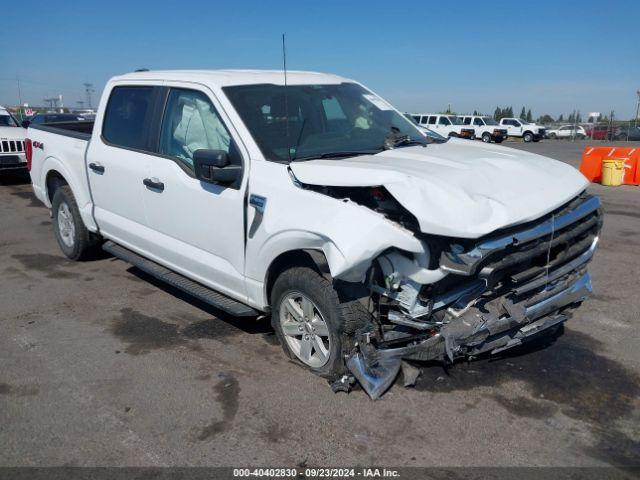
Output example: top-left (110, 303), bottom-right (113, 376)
top-left (111, 69), bottom-right (350, 87)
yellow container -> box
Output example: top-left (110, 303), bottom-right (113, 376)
top-left (601, 159), bottom-right (626, 186)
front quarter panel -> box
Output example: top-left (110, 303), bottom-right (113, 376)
top-left (244, 161), bottom-right (424, 308)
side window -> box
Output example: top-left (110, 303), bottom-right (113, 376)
top-left (411, 115), bottom-right (420, 123)
top-left (103, 86), bottom-right (154, 150)
top-left (513, 120), bottom-right (521, 127)
top-left (473, 118), bottom-right (483, 126)
top-left (428, 116), bottom-right (436, 125)
top-left (159, 88), bottom-right (232, 169)
top-left (322, 96), bottom-right (347, 121)
top-left (463, 117), bottom-right (471, 125)
top-left (439, 116), bottom-right (450, 125)
top-left (420, 116), bottom-right (429, 125)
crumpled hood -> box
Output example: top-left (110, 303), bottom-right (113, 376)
top-left (290, 141), bottom-right (588, 238)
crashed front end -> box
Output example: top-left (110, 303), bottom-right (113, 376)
top-left (347, 193), bottom-right (603, 399)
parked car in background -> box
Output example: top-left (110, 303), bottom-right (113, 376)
top-left (26, 69), bottom-right (602, 399)
top-left (22, 113), bottom-right (85, 128)
top-left (546, 125), bottom-right (587, 139)
top-left (409, 113), bottom-right (475, 139)
top-left (458, 115), bottom-right (507, 143)
top-left (613, 125), bottom-right (640, 141)
top-left (0, 105), bottom-right (27, 172)
top-left (584, 124), bottom-right (611, 140)
top-left (499, 118), bottom-right (546, 142)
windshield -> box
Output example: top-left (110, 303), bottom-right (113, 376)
top-left (519, 118), bottom-right (531, 124)
top-left (483, 117), bottom-right (499, 125)
top-left (223, 83), bottom-right (424, 162)
top-left (0, 114), bottom-right (19, 127)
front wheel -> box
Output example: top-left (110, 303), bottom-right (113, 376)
top-left (523, 132), bottom-right (534, 142)
top-left (52, 185), bottom-right (101, 260)
top-left (271, 266), bottom-right (369, 379)
top-left (481, 132), bottom-right (492, 143)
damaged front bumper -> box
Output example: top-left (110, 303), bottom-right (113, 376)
top-left (347, 270), bottom-right (593, 399)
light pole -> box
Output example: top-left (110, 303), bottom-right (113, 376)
top-left (635, 90), bottom-right (640, 129)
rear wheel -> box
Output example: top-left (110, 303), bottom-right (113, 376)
top-left (549, 133), bottom-right (557, 139)
top-left (271, 266), bottom-right (369, 380)
top-left (52, 185), bottom-right (101, 260)
top-left (481, 132), bottom-right (491, 143)
top-left (523, 132), bottom-right (534, 142)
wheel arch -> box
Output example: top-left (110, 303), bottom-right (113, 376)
top-left (40, 156), bottom-right (98, 232)
top-left (264, 248), bottom-right (331, 307)
top-left (45, 169), bottom-right (68, 203)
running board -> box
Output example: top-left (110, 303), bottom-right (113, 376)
top-left (103, 241), bottom-right (258, 317)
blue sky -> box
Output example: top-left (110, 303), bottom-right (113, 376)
top-left (1, 0), bottom-right (638, 118)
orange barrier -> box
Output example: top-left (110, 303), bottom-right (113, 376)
top-left (579, 146), bottom-right (640, 185)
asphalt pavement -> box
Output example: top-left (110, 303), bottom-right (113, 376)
top-left (0, 140), bottom-right (638, 469)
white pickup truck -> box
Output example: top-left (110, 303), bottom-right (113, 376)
top-left (26, 70), bottom-right (602, 398)
top-left (458, 115), bottom-right (508, 143)
top-left (499, 117), bottom-right (546, 142)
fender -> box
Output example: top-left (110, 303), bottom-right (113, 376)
top-left (40, 156), bottom-right (98, 232)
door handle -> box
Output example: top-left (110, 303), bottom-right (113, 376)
top-left (143, 177), bottom-right (165, 191)
top-left (89, 162), bottom-right (105, 173)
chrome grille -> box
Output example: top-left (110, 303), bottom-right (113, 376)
top-left (0, 140), bottom-right (24, 153)
top-left (0, 140), bottom-right (25, 153)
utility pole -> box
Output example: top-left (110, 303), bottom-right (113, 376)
top-left (635, 90), bottom-right (640, 129)
top-left (83, 83), bottom-right (95, 110)
top-left (16, 76), bottom-right (23, 118)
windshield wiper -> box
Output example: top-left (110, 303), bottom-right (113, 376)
top-left (392, 137), bottom-right (428, 148)
top-left (383, 127), bottom-right (427, 149)
top-left (292, 149), bottom-right (383, 162)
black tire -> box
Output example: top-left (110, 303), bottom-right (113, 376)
top-left (481, 132), bottom-right (491, 143)
top-left (52, 185), bottom-right (101, 260)
top-left (549, 133), bottom-right (557, 139)
top-left (270, 266), bottom-right (370, 380)
top-left (523, 132), bottom-right (534, 142)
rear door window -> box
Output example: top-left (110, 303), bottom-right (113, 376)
top-left (102, 86), bottom-right (154, 151)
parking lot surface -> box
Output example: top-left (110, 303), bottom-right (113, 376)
top-left (1, 140), bottom-right (639, 468)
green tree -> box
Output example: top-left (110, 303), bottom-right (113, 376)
top-left (506, 106), bottom-right (514, 117)
top-left (538, 114), bottom-right (555, 124)
top-left (520, 107), bottom-right (526, 119)
top-left (558, 114), bottom-right (564, 122)
top-left (526, 109), bottom-right (533, 122)
top-left (576, 112), bottom-right (582, 123)
top-left (494, 107), bottom-right (502, 120)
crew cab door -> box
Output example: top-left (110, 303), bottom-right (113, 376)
top-left (87, 85), bottom-right (161, 248)
top-left (140, 85), bottom-right (248, 299)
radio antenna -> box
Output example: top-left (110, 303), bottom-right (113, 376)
top-left (282, 33), bottom-right (291, 161)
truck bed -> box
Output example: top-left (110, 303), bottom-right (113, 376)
top-left (29, 120), bottom-right (94, 141)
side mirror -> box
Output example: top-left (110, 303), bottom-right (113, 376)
top-left (193, 149), bottom-right (242, 186)
top-left (21, 120), bottom-right (30, 128)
